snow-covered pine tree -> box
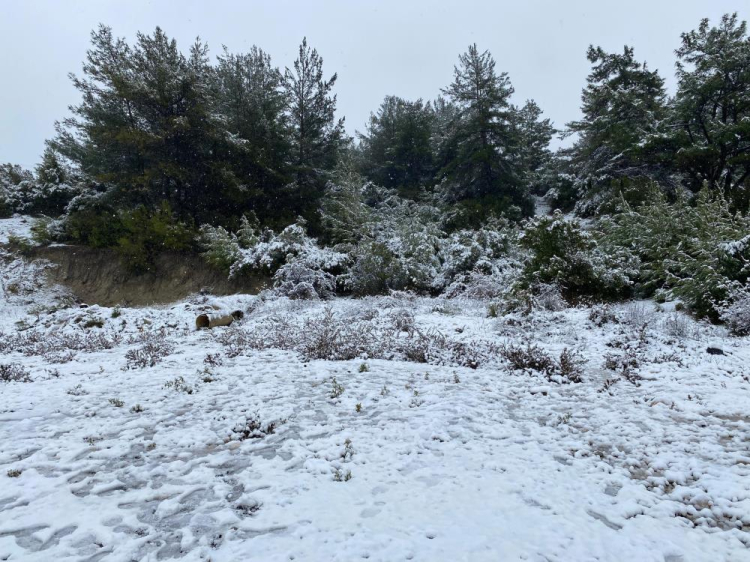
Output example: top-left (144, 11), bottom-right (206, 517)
top-left (283, 38), bottom-right (346, 227)
top-left (358, 95), bottom-right (435, 199)
top-left (670, 13), bottom-right (750, 212)
top-left (563, 45), bottom-right (669, 215)
top-left (439, 44), bottom-right (530, 224)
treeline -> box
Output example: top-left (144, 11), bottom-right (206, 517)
top-left (1, 14), bottom-right (749, 328)
top-left (2, 15), bottom-right (749, 228)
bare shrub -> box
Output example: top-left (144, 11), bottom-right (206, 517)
top-left (0, 363), bottom-right (31, 383)
top-left (621, 302), bottom-right (653, 330)
top-left (125, 336), bottom-right (174, 369)
top-left (557, 348), bottom-right (584, 383)
top-left (534, 283), bottom-right (566, 312)
top-left (501, 343), bottom-right (584, 383)
top-left (204, 353), bottom-right (224, 367)
top-left (163, 376), bottom-right (195, 394)
top-left (501, 343), bottom-right (554, 373)
top-left (389, 308), bottom-right (415, 333)
top-left (662, 312), bottom-right (694, 339)
top-left (213, 307), bottom-right (503, 369)
top-left (0, 329), bottom-right (122, 359)
top-left (603, 348), bottom-right (642, 386)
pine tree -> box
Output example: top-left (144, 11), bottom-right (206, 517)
top-left (214, 46), bottom-right (291, 225)
top-left (51, 26), bottom-right (229, 223)
top-left (509, 100), bottom-right (555, 195)
top-left (440, 44), bottom-right (528, 223)
top-left (283, 38), bottom-right (345, 223)
top-left (670, 13), bottom-right (750, 212)
top-left (359, 96), bottom-right (435, 197)
top-left (564, 45), bottom-right (669, 214)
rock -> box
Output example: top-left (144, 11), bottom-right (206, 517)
top-left (706, 347), bottom-right (724, 355)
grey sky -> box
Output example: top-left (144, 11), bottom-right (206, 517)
top-left (1, 0), bottom-right (745, 169)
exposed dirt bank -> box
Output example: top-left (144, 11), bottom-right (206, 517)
top-left (30, 245), bottom-right (268, 307)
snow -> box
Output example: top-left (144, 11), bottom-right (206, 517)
top-left (0, 215), bottom-right (35, 244)
top-left (1, 254), bottom-right (750, 560)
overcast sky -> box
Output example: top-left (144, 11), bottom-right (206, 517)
top-left (1, 0), bottom-right (745, 169)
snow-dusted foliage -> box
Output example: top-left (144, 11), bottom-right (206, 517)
top-left (720, 284), bottom-right (750, 336)
top-left (0, 152), bottom-right (82, 217)
top-left (599, 188), bottom-right (750, 319)
top-left (519, 210), bottom-right (637, 300)
top-left (201, 217), bottom-right (347, 299)
top-left (0, 164), bottom-right (35, 217)
top-left (323, 178), bottom-right (523, 296)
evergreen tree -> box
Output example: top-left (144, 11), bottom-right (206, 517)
top-left (0, 164), bottom-right (34, 217)
top-left (440, 44), bottom-right (529, 223)
top-left (564, 45), bottom-right (669, 214)
top-left (359, 96), bottom-right (435, 197)
top-left (670, 13), bottom-right (750, 212)
top-left (214, 46), bottom-right (291, 225)
top-left (32, 147), bottom-right (81, 215)
top-left (283, 38), bottom-right (345, 223)
top-left (510, 100), bottom-right (555, 195)
top-left (51, 26), bottom-right (229, 223)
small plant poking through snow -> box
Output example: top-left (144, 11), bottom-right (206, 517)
top-left (232, 413), bottom-right (282, 441)
top-left (164, 376), bottom-right (195, 394)
top-left (341, 439), bottom-right (354, 461)
top-left (330, 377), bottom-right (345, 399)
top-left (7, 469), bottom-right (22, 478)
top-left (333, 468), bottom-right (352, 482)
top-left (108, 397), bottom-right (125, 408)
top-left (67, 384), bottom-right (87, 396)
top-left (204, 352), bottom-right (224, 367)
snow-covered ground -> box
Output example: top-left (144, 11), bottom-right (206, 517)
top-left (0, 215), bottom-right (35, 245)
top-left (1, 247), bottom-right (749, 561)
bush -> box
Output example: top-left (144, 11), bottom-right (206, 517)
top-left (343, 241), bottom-right (402, 296)
top-left (720, 285), bottom-right (750, 336)
top-left (518, 211), bottom-right (636, 301)
top-left (116, 203), bottom-right (194, 273)
top-left (0, 363), bottom-right (32, 383)
top-left (202, 217), bottom-right (347, 299)
top-left (273, 260), bottom-right (337, 299)
top-left (599, 188), bottom-right (750, 320)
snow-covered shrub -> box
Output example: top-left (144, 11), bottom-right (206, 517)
top-left (0, 328), bottom-right (121, 359)
top-left (519, 210), bottom-right (637, 301)
top-left (273, 260), bottom-right (337, 300)
top-left (0, 154), bottom-right (82, 217)
top-left (343, 241), bottom-right (404, 296)
top-left (500, 343), bottom-right (584, 383)
top-left (440, 222), bottom-right (522, 298)
top-left (124, 336), bottom-right (174, 369)
top-left (0, 363), bottom-right (32, 383)
top-left (720, 285), bottom-right (750, 336)
top-left (662, 311), bottom-right (694, 339)
top-left (599, 188), bottom-right (750, 320)
top-left (201, 217), bottom-right (347, 299)
top-left (232, 412), bottom-right (280, 440)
